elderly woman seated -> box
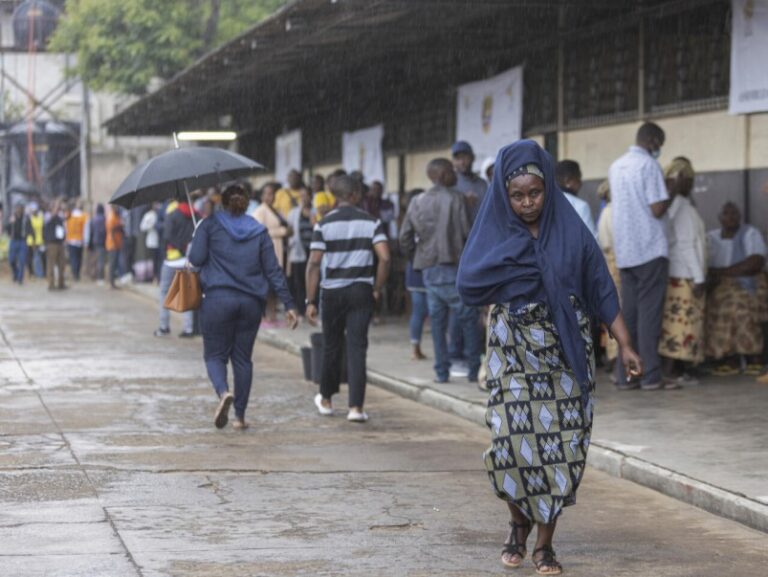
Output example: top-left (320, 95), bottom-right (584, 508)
top-left (705, 202), bottom-right (767, 376)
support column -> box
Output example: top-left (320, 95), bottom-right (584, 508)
top-left (556, 5), bottom-right (565, 159)
top-left (638, 3), bottom-right (646, 119)
top-left (80, 81), bottom-right (91, 204)
top-left (744, 113), bottom-right (752, 223)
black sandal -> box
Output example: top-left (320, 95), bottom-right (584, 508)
top-left (501, 520), bottom-right (531, 568)
top-left (532, 544), bottom-right (562, 575)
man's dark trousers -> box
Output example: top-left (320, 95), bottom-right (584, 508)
top-left (616, 256), bottom-right (668, 385)
top-left (320, 283), bottom-right (374, 408)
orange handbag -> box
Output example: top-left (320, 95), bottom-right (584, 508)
top-left (163, 269), bottom-right (202, 312)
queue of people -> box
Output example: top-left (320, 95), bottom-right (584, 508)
top-left (599, 122), bottom-right (768, 387)
top-left (4, 197), bottom-right (120, 290)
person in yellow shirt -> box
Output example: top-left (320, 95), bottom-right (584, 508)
top-left (273, 170), bottom-right (304, 218)
top-left (312, 172), bottom-right (338, 221)
top-left (26, 202), bottom-right (45, 277)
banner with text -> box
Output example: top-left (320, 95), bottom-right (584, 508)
top-left (275, 129), bottom-right (302, 184)
top-left (456, 66), bottom-right (523, 169)
top-left (342, 124), bottom-right (385, 184)
top-left (730, 0), bottom-right (768, 114)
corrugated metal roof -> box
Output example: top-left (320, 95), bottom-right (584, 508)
top-left (104, 0), bottom-right (717, 137)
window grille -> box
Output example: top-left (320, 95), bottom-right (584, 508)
top-left (563, 26), bottom-right (639, 126)
top-left (644, 1), bottom-right (730, 112)
top-left (523, 48), bottom-right (558, 134)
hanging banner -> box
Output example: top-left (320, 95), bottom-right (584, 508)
top-left (729, 0), bottom-right (768, 114)
top-left (456, 66), bottom-right (523, 169)
top-left (342, 124), bottom-right (385, 184)
top-left (274, 129), bottom-right (302, 184)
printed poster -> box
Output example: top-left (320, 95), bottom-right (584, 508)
top-left (342, 124), bottom-right (385, 184)
top-left (275, 129), bottom-right (302, 184)
top-left (456, 66), bottom-right (523, 169)
top-left (729, 0), bottom-right (768, 114)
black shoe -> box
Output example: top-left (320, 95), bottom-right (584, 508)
top-left (615, 380), bottom-right (640, 391)
top-left (214, 392), bottom-right (234, 429)
top-left (178, 331), bottom-right (195, 338)
top-left (154, 328), bottom-right (170, 337)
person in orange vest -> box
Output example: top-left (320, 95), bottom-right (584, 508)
top-left (106, 206), bottom-right (125, 289)
top-left (65, 199), bottom-right (88, 281)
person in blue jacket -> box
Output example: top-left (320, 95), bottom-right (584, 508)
top-left (189, 184), bottom-right (299, 430)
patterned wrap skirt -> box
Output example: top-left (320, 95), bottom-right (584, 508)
top-left (483, 300), bottom-right (594, 525)
top-left (756, 272), bottom-right (768, 323)
top-left (658, 278), bottom-right (705, 364)
top-left (705, 277), bottom-right (764, 358)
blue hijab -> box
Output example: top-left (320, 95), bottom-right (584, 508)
top-left (457, 140), bottom-right (619, 398)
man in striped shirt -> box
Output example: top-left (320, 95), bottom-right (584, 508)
top-left (305, 175), bottom-right (391, 423)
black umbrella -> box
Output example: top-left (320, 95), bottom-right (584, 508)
top-left (109, 146), bottom-right (263, 217)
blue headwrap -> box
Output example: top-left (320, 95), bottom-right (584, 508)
top-left (457, 140), bottom-right (619, 399)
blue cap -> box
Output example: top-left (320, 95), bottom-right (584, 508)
top-left (451, 140), bottom-right (473, 156)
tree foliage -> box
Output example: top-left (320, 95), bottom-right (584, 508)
top-left (49, 0), bottom-right (287, 95)
top-left (2, 90), bottom-right (26, 121)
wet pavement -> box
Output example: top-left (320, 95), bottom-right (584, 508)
top-left (248, 307), bottom-right (768, 506)
top-left (1, 280), bottom-right (767, 576)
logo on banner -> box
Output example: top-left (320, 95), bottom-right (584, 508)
top-left (482, 95), bottom-right (493, 134)
top-left (745, 0), bottom-right (755, 36)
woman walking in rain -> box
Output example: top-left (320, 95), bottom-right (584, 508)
top-left (457, 141), bottom-right (642, 575)
top-left (189, 184), bottom-right (299, 430)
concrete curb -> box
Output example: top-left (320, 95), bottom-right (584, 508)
top-left (587, 447), bottom-right (768, 533)
top-left (124, 285), bottom-right (768, 533)
top-left (258, 329), bottom-right (768, 534)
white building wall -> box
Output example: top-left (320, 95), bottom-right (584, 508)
top-left (0, 1), bottom-right (15, 49)
top-left (0, 50), bottom-right (174, 203)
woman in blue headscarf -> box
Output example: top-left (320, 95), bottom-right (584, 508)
top-left (457, 140), bottom-right (641, 575)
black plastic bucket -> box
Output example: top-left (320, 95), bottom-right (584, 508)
top-left (309, 331), bottom-right (348, 385)
top-left (310, 332), bottom-right (324, 384)
top-left (300, 346), bottom-right (312, 381)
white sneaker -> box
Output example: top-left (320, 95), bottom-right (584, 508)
top-left (347, 409), bottom-right (368, 423)
top-left (450, 362), bottom-right (469, 378)
top-left (314, 393), bottom-right (333, 416)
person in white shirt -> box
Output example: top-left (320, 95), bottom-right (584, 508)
top-left (609, 122), bottom-right (671, 390)
top-left (596, 179), bottom-right (621, 368)
top-left (705, 202), bottom-right (767, 376)
top-left (555, 160), bottom-right (597, 237)
top-left (139, 203), bottom-right (161, 283)
top-left (657, 158), bottom-right (706, 386)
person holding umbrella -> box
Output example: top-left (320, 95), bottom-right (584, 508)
top-left (188, 184), bottom-right (299, 430)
